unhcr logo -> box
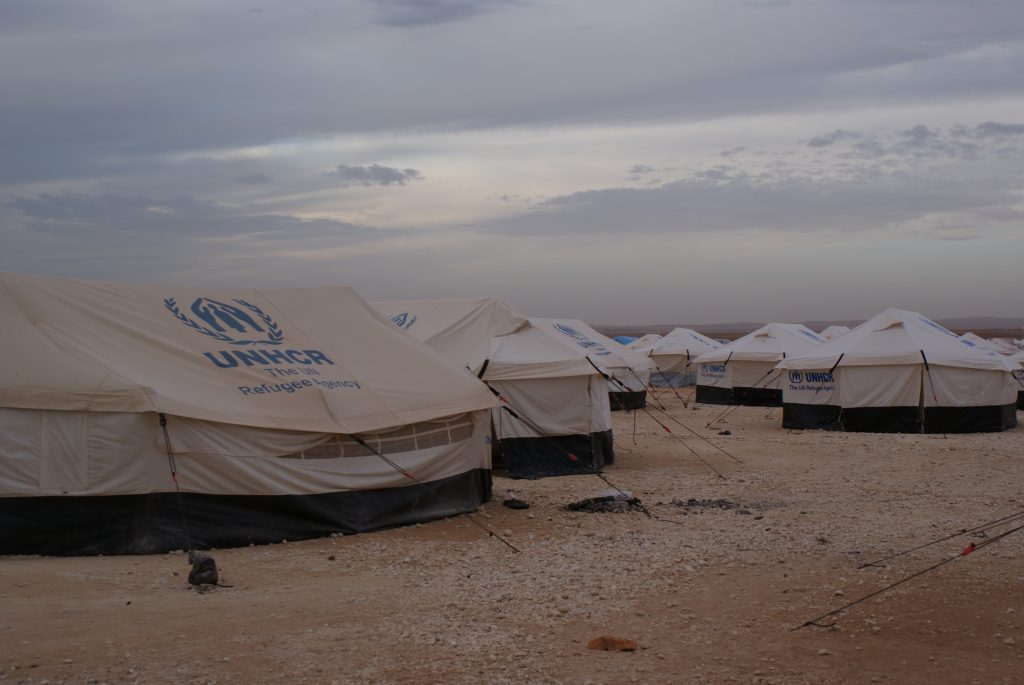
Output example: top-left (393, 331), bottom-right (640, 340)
top-left (390, 312), bottom-right (417, 330)
top-left (553, 323), bottom-right (611, 355)
top-left (165, 297), bottom-right (284, 346)
top-left (789, 370), bottom-right (803, 384)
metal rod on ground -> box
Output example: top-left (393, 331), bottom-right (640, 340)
top-left (858, 509), bottom-right (1024, 569)
top-left (794, 522), bottom-right (1024, 630)
top-left (644, 402), bottom-right (745, 464)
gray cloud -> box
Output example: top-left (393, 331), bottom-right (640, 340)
top-left (975, 121), bottom-right (1024, 137)
top-left (368, 0), bottom-right (518, 27)
top-left (629, 164), bottom-right (656, 176)
top-left (484, 158), bottom-right (1022, 239)
top-left (806, 130), bottom-right (859, 148)
top-left (331, 164), bottom-right (424, 187)
top-left (234, 173), bottom-right (274, 185)
top-left (3, 0), bottom-right (1024, 193)
top-left (899, 124), bottom-right (938, 146)
top-left (5, 192), bottom-right (384, 243)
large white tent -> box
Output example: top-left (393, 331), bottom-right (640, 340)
top-left (0, 274), bottom-right (499, 555)
top-left (529, 318), bottom-right (654, 410)
top-left (695, 323), bottom-right (827, 406)
top-left (645, 328), bottom-right (723, 387)
top-left (778, 309), bottom-right (1019, 433)
top-left (373, 298), bottom-right (614, 479)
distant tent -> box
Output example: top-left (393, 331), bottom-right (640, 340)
top-left (530, 318), bottom-right (654, 410)
top-left (0, 274), bottom-right (499, 555)
top-left (373, 298), bottom-right (614, 479)
top-left (986, 337), bottom-right (1023, 355)
top-left (646, 328), bottom-right (723, 387)
top-left (819, 325), bottom-right (851, 340)
top-left (695, 324), bottom-right (826, 406)
top-left (1011, 350), bottom-right (1024, 409)
top-left (613, 335), bottom-right (638, 345)
top-left (779, 309), bottom-right (1018, 433)
top-left (626, 334), bottom-right (664, 352)
top-left (959, 332), bottom-right (1001, 354)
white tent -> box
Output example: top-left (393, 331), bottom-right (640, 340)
top-left (778, 309), bottom-right (1019, 433)
top-left (625, 333), bottom-right (664, 352)
top-left (1011, 350), bottom-right (1024, 409)
top-left (695, 323), bottom-right (826, 406)
top-left (645, 328), bottom-right (723, 387)
top-left (0, 274), bottom-right (499, 555)
top-left (529, 318), bottom-right (654, 410)
top-left (373, 298), bottom-right (614, 479)
top-left (986, 337), bottom-right (1023, 355)
top-left (820, 325), bottom-right (852, 340)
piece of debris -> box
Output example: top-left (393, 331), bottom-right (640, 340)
top-left (718, 429), bottom-right (732, 435)
top-left (672, 498), bottom-right (741, 511)
top-left (503, 498), bottom-right (530, 510)
top-left (587, 636), bottom-right (638, 652)
top-left (567, 490), bottom-right (643, 513)
top-left (187, 550), bottom-right (219, 587)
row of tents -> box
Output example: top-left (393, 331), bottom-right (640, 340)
top-left (618, 311), bottom-right (1023, 433)
top-left (1, 273), bottom-right (1020, 556)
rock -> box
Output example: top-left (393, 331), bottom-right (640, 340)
top-left (817, 648), bottom-right (831, 656)
top-left (718, 430), bottom-right (731, 435)
top-left (503, 498), bottom-right (530, 510)
top-left (587, 636), bottom-right (638, 652)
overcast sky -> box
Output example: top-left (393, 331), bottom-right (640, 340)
top-left (2, 0), bottom-right (1023, 325)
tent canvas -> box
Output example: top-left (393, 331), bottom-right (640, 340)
top-left (646, 328), bottom-right (723, 388)
top-left (1011, 350), bottom-right (1024, 409)
top-left (625, 333), bottom-right (664, 353)
top-left (373, 299), bottom-right (614, 478)
top-left (0, 274), bottom-right (500, 555)
top-left (695, 324), bottom-right (826, 406)
top-left (820, 325), bottom-right (852, 340)
top-left (529, 318), bottom-right (654, 410)
top-left (779, 309), bottom-right (1018, 433)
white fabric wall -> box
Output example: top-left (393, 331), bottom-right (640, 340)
top-left (731, 361), bottom-right (781, 389)
top-left (697, 362), bottom-right (732, 388)
top-left (839, 366), bottom-right (920, 408)
top-left (492, 376), bottom-right (611, 440)
top-left (0, 409), bottom-right (489, 497)
top-left (925, 367), bottom-right (1017, 407)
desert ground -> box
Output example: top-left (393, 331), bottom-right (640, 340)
top-left (2, 392), bottom-right (1023, 685)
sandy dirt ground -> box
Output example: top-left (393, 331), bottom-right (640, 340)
top-left (2, 392), bottom-right (1023, 685)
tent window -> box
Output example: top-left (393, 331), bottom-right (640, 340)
top-left (279, 414), bottom-right (474, 460)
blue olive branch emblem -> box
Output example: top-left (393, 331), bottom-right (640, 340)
top-left (164, 297), bottom-right (285, 346)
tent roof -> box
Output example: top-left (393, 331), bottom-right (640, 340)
top-left (373, 298), bottom-right (598, 381)
top-left (625, 333), bottom-right (664, 352)
top-left (697, 323), bottom-right (826, 363)
top-left (779, 308), bottom-right (1017, 371)
top-left (0, 273), bottom-right (498, 434)
top-left (819, 325), bottom-right (852, 340)
top-left (529, 318), bottom-right (655, 372)
top-left (649, 328), bottom-right (722, 357)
